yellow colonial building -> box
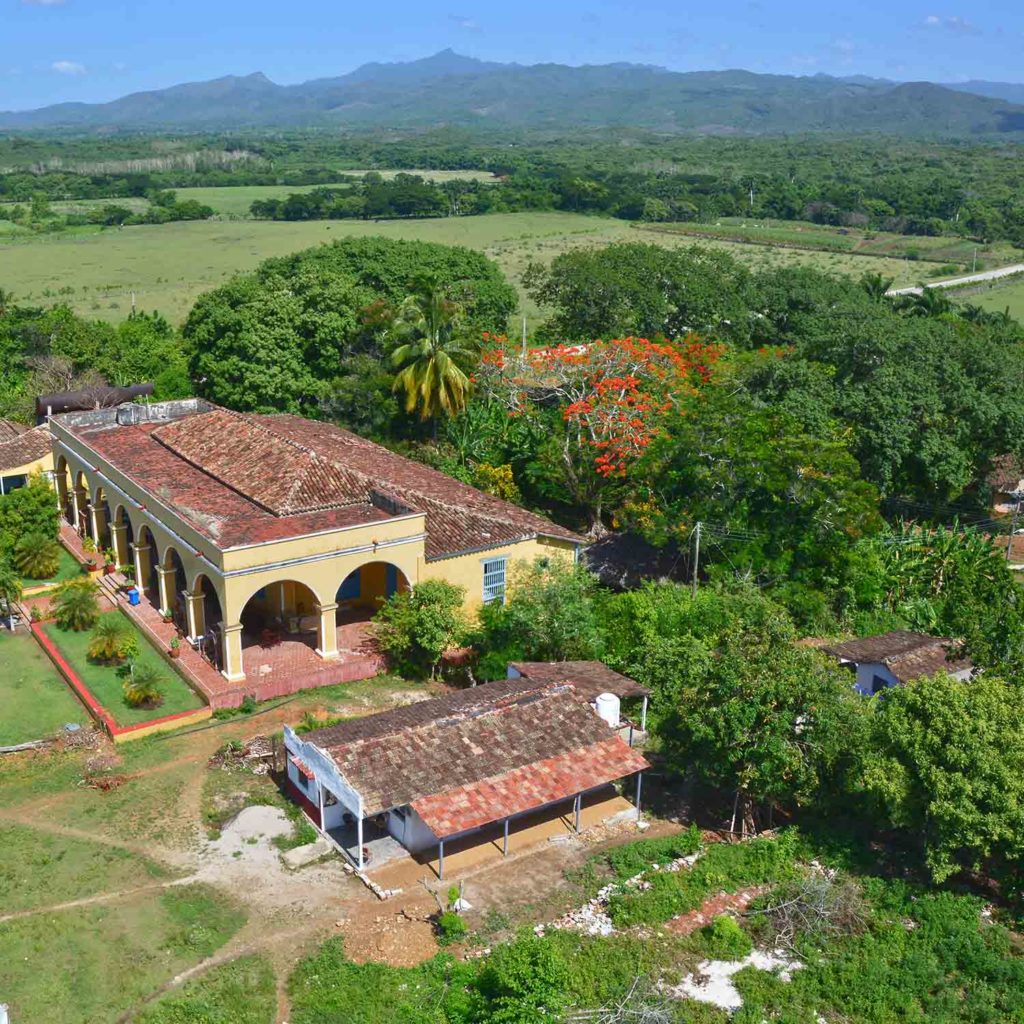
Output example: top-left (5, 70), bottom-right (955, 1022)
top-left (48, 399), bottom-right (582, 694)
top-left (0, 419), bottom-right (54, 494)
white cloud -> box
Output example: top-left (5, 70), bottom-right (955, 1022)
top-left (923, 14), bottom-right (979, 33)
top-left (448, 13), bottom-right (479, 30)
top-left (51, 60), bottom-right (86, 75)
top-left (23, 0), bottom-right (68, 5)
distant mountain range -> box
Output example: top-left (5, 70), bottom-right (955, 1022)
top-left (3, 50), bottom-right (1024, 136)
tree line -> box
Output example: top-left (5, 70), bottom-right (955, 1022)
top-left (5, 130), bottom-right (1024, 242)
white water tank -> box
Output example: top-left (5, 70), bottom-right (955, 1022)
top-left (594, 692), bottom-right (620, 729)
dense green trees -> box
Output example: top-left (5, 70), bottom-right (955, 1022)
top-left (863, 673), bottom-right (1024, 883)
top-left (184, 237), bottom-right (515, 415)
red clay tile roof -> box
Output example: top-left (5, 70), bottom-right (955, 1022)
top-left (509, 660), bottom-right (650, 700)
top-left (0, 424), bottom-right (52, 473)
top-left (0, 419), bottom-right (30, 444)
top-left (153, 410), bottom-right (369, 516)
top-left (307, 683), bottom-right (648, 823)
top-left (822, 630), bottom-right (973, 683)
top-left (412, 737), bottom-right (648, 838)
top-left (253, 414), bottom-right (583, 559)
top-left (78, 421), bottom-right (392, 547)
top-left (290, 755), bottom-right (315, 779)
top-left (64, 404), bottom-right (582, 558)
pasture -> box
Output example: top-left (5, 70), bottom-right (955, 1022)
top-left (963, 274), bottom-right (1024, 320)
top-left (0, 210), bottom-right (935, 328)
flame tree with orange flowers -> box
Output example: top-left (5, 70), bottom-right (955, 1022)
top-left (475, 334), bottom-right (723, 533)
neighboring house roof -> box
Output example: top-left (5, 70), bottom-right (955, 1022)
top-left (822, 630), bottom-right (973, 684)
top-left (509, 660), bottom-right (650, 700)
top-left (301, 681), bottom-right (649, 835)
top-left (987, 454), bottom-right (1024, 495)
top-left (584, 531), bottom-right (689, 590)
top-left (59, 403), bottom-right (582, 557)
top-left (0, 424), bottom-right (52, 473)
top-left (0, 419), bottom-right (30, 444)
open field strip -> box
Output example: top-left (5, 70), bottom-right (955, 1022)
top-left (0, 211), bottom-right (934, 327)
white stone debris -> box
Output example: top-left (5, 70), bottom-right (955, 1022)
top-left (663, 950), bottom-right (804, 1011)
top-left (545, 852), bottom-right (703, 938)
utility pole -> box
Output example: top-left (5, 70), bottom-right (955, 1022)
top-left (691, 521), bottom-right (702, 597)
top-left (1007, 496), bottom-right (1021, 564)
top-left (748, 183), bottom-right (755, 211)
top-left (521, 316), bottom-right (527, 357)
top-left (973, 249), bottom-right (978, 274)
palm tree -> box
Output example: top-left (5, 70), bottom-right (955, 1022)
top-left (122, 662), bottom-right (164, 709)
top-left (390, 278), bottom-right (479, 429)
top-left (0, 559), bottom-right (23, 629)
top-left (898, 285), bottom-right (955, 318)
top-left (13, 533), bottom-right (62, 581)
top-left (52, 577), bottom-right (100, 632)
top-left (860, 272), bottom-right (895, 301)
top-left (87, 616), bottom-right (138, 664)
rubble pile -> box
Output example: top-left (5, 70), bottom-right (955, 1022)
top-left (208, 735), bottom-right (275, 775)
top-left (538, 851), bottom-right (703, 938)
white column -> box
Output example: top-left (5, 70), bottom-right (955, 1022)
top-left (640, 696), bottom-right (648, 733)
top-left (315, 601), bottom-right (339, 660)
top-left (221, 622), bottom-right (246, 682)
top-left (438, 839), bottom-right (445, 880)
top-left (132, 543), bottom-right (152, 594)
top-left (357, 816), bottom-right (364, 871)
top-left (503, 817), bottom-right (510, 857)
top-left (184, 591), bottom-right (206, 642)
top-left (156, 566), bottom-right (175, 614)
top-left (635, 772), bottom-right (643, 813)
top-left (574, 793), bottom-right (582, 833)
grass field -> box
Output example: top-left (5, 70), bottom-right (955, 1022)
top-left (0, 882), bottom-right (246, 1024)
top-left (0, 211), bottom-right (941, 328)
top-left (962, 275), bottom-right (1024, 321)
top-left (0, 630), bottom-right (86, 744)
top-left (176, 171), bottom-right (495, 217)
top-left (642, 216), bottom-right (1021, 269)
top-left (41, 610), bottom-right (204, 726)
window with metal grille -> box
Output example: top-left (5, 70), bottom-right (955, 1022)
top-left (482, 557), bottom-right (507, 605)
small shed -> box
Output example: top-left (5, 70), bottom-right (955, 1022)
top-left (283, 676), bottom-right (649, 878)
top-left (821, 630), bottom-right (974, 695)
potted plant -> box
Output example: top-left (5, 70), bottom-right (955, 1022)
top-left (102, 548), bottom-right (117, 575)
top-left (82, 536), bottom-right (97, 570)
top-left (160, 607), bottom-right (174, 624)
top-left (168, 636), bottom-right (181, 659)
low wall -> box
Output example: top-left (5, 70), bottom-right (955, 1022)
top-left (30, 621), bottom-right (211, 743)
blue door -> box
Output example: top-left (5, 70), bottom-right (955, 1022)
top-left (337, 569), bottom-right (361, 602)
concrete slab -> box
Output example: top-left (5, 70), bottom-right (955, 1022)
top-left (282, 836), bottom-right (333, 869)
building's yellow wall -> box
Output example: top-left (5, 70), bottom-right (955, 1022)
top-left (424, 536), bottom-right (579, 615)
top-left (1, 450), bottom-right (54, 486)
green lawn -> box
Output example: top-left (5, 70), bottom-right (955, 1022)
top-left (0, 629), bottom-right (86, 744)
top-left (135, 954), bottom-right (276, 1024)
top-left (20, 545), bottom-right (84, 588)
top-left (0, 883), bottom-right (246, 1024)
top-left (41, 611), bottom-right (204, 726)
top-left (0, 822), bottom-right (169, 914)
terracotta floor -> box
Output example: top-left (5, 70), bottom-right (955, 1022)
top-left (87, 564), bottom-right (385, 708)
top-left (368, 790), bottom-right (637, 889)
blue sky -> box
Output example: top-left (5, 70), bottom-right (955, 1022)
top-left (3, 0), bottom-right (1023, 110)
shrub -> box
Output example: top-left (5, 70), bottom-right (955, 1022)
top-left (436, 910), bottom-right (468, 946)
top-left (52, 577), bottom-right (100, 631)
top-left (122, 662), bottom-right (165, 709)
top-left (87, 616), bottom-right (139, 664)
top-left (13, 533), bottom-right (61, 580)
top-left (373, 579), bottom-right (466, 679)
top-left (474, 931), bottom-right (569, 1022)
top-left (701, 915), bottom-right (753, 960)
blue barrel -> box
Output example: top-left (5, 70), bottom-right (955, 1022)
top-left (127, 587), bottom-right (141, 606)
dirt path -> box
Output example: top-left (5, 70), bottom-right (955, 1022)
top-left (0, 876), bottom-right (196, 924)
top-left (888, 262), bottom-right (1024, 296)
